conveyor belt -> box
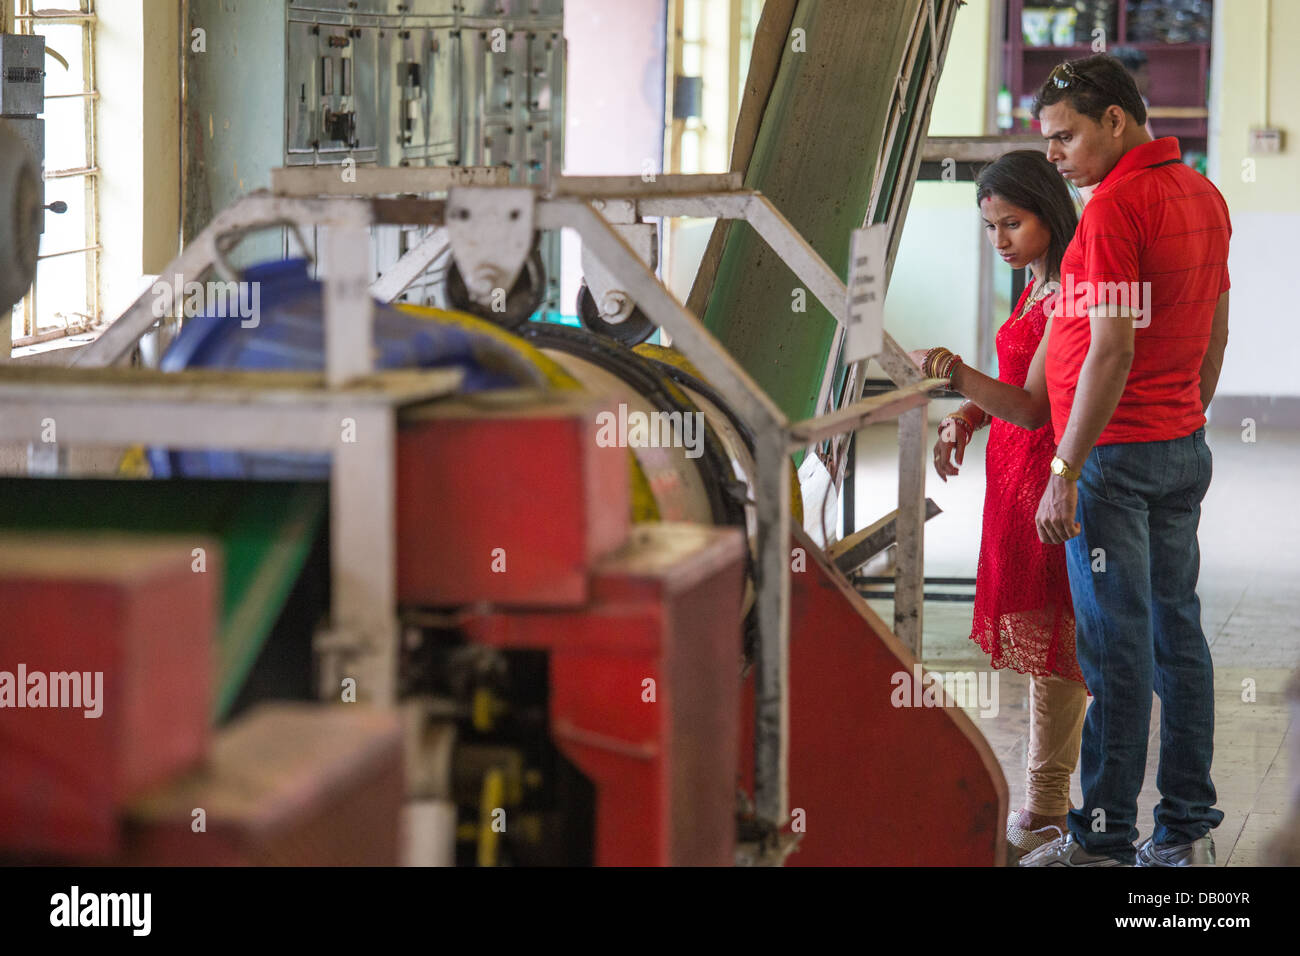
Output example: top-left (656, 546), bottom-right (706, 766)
top-left (694, 0), bottom-right (960, 423)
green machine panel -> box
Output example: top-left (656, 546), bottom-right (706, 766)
top-left (0, 478), bottom-right (327, 723)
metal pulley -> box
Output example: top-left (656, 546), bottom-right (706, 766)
top-left (0, 120), bottom-right (43, 310)
top-left (446, 246), bottom-right (546, 330)
top-left (577, 218), bottom-right (658, 347)
top-left (444, 185), bottom-right (545, 329)
top-left (575, 282), bottom-right (656, 348)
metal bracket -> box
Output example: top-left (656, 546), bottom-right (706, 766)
top-left (372, 228), bottom-right (451, 302)
top-left (212, 219), bottom-right (316, 282)
top-left (445, 186), bottom-right (536, 307)
top-left (581, 220), bottom-right (658, 324)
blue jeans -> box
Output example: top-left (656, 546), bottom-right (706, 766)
top-left (1064, 428), bottom-right (1222, 862)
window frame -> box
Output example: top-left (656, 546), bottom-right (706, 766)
top-left (13, 0), bottom-right (100, 343)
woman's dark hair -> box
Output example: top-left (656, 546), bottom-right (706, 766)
top-left (975, 149), bottom-right (1078, 282)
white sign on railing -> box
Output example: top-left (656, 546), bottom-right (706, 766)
top-left (845, 224), bottom-right (887, 365)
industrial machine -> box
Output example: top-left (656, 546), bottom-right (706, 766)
top-left (0, 167), bottom-right (1004, 866)
top-left (0, 0), bottom-right (1007, 866)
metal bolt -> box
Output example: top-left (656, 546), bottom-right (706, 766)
top-left (600, 292), bottom-right (629, 320)
top-left (473, 266), bottom-right (501, 291)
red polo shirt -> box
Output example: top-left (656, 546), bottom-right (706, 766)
top-left (1045, 137), bottom-right (1231, 445)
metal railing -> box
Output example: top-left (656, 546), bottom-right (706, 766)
top-left (40, 168), bottom-right (944, 830)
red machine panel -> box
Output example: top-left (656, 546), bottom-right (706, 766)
top-left (121, 703), bottom-right (404, 866)
top-left (739, 527), bottom-right (1007, 865)
top-left (0, 533), bottom-right (216, 859)
top-left (397, 392), bottom-right (630, 608)
top-left (465, 522), bottom-right (746, 866)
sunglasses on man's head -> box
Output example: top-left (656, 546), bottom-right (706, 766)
top-left (1048, 62), bottom-right (1103, 92)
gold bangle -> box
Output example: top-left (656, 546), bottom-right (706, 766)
top-left (924, 347), bottom-right (953, 380)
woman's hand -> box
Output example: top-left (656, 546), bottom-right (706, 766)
top-left (933, 417), bottom-right (971, 482)
top-left (907, 349), bottom-right (929, 371)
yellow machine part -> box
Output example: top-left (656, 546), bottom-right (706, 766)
top-left (633, 342), bottom-right (805, 526)
top-left (476, 766), bottom-right (506, 868)
top-left (397, 305), bottom-right (660, 523)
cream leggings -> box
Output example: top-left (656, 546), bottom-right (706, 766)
top-left (1026, 673), bottom-right (1088, 817)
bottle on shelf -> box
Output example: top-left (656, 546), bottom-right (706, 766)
top-left (997, 85), bottom-right (1013, 131)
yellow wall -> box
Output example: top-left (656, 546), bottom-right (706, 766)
top-left (1207, 0), bottom-right (1300, 396)
top-left (1211, 0), bottom-right (1300, 213)
top-left (927, 0), bottom-right (991, 137)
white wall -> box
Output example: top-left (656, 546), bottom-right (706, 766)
top-left (97, 0), bottom-right (180, 322)
top-left (560, 0), bottom-right (666, 315)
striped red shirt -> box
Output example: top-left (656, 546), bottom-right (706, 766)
top-left (1046, 137), bottom-right (1231, 445)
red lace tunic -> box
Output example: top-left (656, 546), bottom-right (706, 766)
top-left (970, 283), bottom-right (1083, 683)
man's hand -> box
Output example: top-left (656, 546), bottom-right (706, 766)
top-left (1035, 473), bottom-right (1081, 544)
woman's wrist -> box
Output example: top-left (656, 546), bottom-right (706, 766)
top-left (958, 401), bottom-right (989, 430)
top-left (941, 414), bottom-right (974, 441)
top-left (948, 360), bottom-right (967, 391)
top-left (923, 347), bottom-right (964, 384)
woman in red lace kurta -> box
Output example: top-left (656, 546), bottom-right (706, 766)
top-left (911, 150), bottom-right (1085, 861)
top-left (975, 283), bottom-right (1083, 684)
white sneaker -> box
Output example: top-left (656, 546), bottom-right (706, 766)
top-left (1019, 833), bottom-right (1131, 867)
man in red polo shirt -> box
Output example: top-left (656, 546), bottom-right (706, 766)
top-left (1018, 54), bottom-right (1232, 867)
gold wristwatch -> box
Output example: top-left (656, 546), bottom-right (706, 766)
top-left (1050, 455), bottom-right (1082, 481)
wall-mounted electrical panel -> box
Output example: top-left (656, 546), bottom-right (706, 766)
top-left (281, 0), bottom-right (565, 311)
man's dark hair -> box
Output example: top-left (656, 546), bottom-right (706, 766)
top-left (976, 150), bottom-right (1079, 283)
top-left (1031, 53), bottom-right (1148, 126)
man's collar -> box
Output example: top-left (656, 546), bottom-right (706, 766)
top-left (1092, 137), bottom-right (1182, 195)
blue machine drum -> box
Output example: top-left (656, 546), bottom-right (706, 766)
top-left (149, 258), bottom-right (535, 479)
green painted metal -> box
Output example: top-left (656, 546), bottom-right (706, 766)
top-left (701, 0), bottom-right (953, 424)
top-left (0, 478), bottom-right (326, 723)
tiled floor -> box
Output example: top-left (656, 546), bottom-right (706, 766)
top-left (852, 415), bottom-right (1298, 865)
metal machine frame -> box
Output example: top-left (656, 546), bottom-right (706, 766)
top-left (2, 168), bottom-right (943, 831)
